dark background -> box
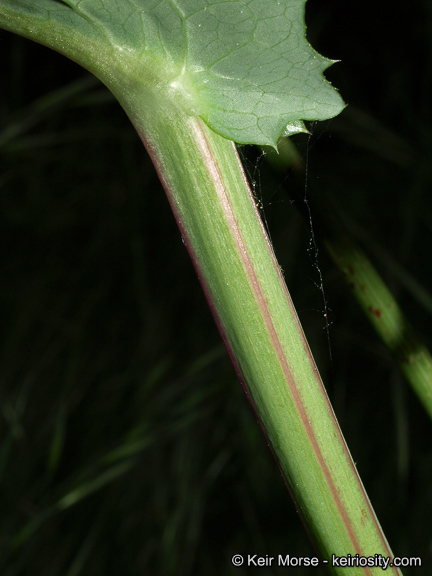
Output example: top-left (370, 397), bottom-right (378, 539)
top-left (1, 0), bottom-right (431, 574)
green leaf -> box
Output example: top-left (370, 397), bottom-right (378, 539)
top-left (0, 0), bottom-right (344, 146)
top-left (182, 0), bottom-right (343, 144)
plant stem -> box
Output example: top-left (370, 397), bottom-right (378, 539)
top-left (324, 226), bottom-right (432, 420)
top-left (116, 88), bottom-right (401, 574)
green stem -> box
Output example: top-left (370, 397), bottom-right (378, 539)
top-left (116, 88), bottom-right (401, 574)
top-left (324, 227), bottom-right (432, 420)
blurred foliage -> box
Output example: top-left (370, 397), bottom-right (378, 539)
top-left (0, 0), bottom-right (431, 574)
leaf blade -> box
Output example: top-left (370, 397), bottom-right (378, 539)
top-left (0, 0), bottom-right (344, 146)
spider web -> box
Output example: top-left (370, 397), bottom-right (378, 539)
top-left (238, 129), bottom-right (334, 380)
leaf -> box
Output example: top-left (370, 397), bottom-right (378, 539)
top-left (0, 0), bottom-right (344, 146)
